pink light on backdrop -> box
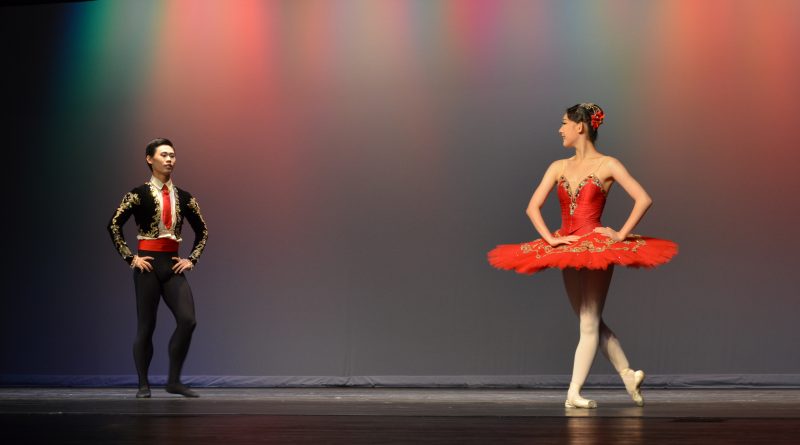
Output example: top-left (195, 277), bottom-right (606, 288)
top-left (745, 2), bottom-right (799, 120)
top-left (283, 0), bottom-right (336, 85)
top-left (443, 0), bottom-right (503, 72)
top-left (138, 0), bottom-right (280, 129)
top-left (632, 0), bottom-right (800, 269)
top-left (639, 1), bottom-right (745, 169)
top-left (640, 0), bottom-right (800, 168)
top-left (131, 0), bottom-right (326, 240)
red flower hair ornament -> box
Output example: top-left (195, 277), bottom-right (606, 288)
top-left (580, 102), bottom-right (605, 130)
top-left (590, 110), bottom-right (604, 130)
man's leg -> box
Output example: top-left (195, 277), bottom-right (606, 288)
top-left (132, 268), bottom-right (161, 398)
top-left (161, 272), bottom-right (198, 397)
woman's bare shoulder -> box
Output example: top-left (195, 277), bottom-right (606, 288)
top-left (551, 157), bottom-right (573, 169)
top-left (602, 155), bottom-right (625, 169)
top-left (546, 158), bottom-right (571, 174)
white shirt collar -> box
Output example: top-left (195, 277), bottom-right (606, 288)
top-left (149, 176), bottom-right (174, 191)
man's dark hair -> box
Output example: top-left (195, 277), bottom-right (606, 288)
top-left (145, 138), bottom-right (174, 171)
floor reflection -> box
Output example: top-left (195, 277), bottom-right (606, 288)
top-left (566, 415), bottom-right (644, 444)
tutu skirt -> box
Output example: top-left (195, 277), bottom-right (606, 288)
top-left (488, 231), bottom-right (678, 275)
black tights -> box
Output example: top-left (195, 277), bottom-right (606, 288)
top-left (133, 250), bottom-right (196, 387)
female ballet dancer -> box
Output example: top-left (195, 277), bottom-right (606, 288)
top-left (488, 103), bottom-right (677, 408)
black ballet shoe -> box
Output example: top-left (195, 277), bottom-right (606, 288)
top-left (135, 386), bottom-right (151, 398)
top-left (165, 383), bottom-right (199, 398)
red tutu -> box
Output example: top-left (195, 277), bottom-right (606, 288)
top-left (488, 230), bottom-right (678, 275)
top-left (488, 169), bottom-right (678, 275)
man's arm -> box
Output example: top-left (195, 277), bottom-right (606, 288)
top-left (184, 196), bottom-right (208, 265)
top-left (108, 191), bottom-right (140, 264)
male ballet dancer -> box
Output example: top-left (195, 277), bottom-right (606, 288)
top-left (108, 138), bottom-right (208, 398)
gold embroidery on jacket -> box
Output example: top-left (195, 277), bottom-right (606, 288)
top-left (173, 187), bottom-right (182, 237)
top-left (110, 192), bottom-right (140, 258)
top-left (186, 197), bottom-right (209, 262)
top-left (145, 183), bottom-right (161, 237)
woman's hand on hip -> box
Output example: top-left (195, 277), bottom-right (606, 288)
top-left (547, 235), bottom-right (580, 247)
top-left (593, 226), bottom-right (624, 242)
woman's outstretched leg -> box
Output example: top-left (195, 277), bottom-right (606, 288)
top-left (599, 321), bottom-right (645, 406)
top-left (599, 321), bottom-right (628, 372)
top-left (566, 267), bottom-right (646, 407)
top-left (562, 267), bottom-right (614, 408)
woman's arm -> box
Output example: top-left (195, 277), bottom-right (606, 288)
top-left (595, 157), bottom-right (652, 240)
top-left (527, 160), bottom-right (578, 246)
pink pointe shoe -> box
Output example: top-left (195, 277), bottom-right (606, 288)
top-left (620, 368), bottom-right (645, 406)
top-left (564, 395), bottom-right (598, 409)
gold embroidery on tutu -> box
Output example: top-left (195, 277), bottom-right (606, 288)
top-left (517, 233), bottom-right (646, 258)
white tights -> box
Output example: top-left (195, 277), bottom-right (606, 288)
top-left (562, 267), bottom-right (631, 399)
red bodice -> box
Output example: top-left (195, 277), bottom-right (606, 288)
top-left (557, 174), bottom-right (606, 236)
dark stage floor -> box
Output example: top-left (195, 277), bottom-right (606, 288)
top-left (2, 388), bottom-right (799, 444)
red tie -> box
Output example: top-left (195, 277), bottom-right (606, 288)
top-left (162, 184), bottom-right (172, 229)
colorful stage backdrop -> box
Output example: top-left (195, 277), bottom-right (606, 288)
top-left (2, 0), bottom-right (799, 386)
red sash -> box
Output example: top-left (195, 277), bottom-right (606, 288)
top-left (138, 238), bottom-right (179, 252)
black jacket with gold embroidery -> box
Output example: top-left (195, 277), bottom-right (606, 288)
top-left (108, 183), bottom-right (209, 265)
